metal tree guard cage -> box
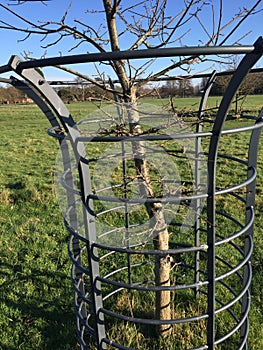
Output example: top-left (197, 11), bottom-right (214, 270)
top-left (1, 37), bottom-right (263, 350)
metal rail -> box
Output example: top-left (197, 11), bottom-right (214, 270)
top-left (0, 39), bottom-right (262, 74)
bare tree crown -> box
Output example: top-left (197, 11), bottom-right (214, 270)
top-left (0, 0), bottom-right (262, 92)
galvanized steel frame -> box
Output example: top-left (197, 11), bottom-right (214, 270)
top-left (1, 37), bottom-right (263, 350)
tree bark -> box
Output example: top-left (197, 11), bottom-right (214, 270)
top-left (103, 0), bottom-right (172, 336)
top-left (126, 93), bottom-right (172, 337)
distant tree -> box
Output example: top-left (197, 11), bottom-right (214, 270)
top-left (210, 75), bottom-right (231, 96)
top-left (240, 72), bottom-right (263, 94)
top-left (163, 80), bottom-right (179, 97)
top-left (177, 79), bottom-right (194, 98)
top-left (209, 72), bottom-right (263, 96)
top-left (157, 79), bottom-right (194, 98)
top-left (57, 88), bottom-right (74, 102)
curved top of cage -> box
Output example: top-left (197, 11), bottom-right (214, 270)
top-left (0, 36), bottom-right (262, 75)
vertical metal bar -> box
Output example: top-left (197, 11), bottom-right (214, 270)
top-left (121, 130), bottom-right (132, 284)
top-left (8, 57), bottom-right (107, 349)
top-left (81, 166), bottom-right (107, 350)
top-left (195, 71), bottom-right (217, 299)
top-left (206, 37), bottom-right (263, 349)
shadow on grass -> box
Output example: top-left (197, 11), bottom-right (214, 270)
top-left (0, 262), bottom-right (78, 350)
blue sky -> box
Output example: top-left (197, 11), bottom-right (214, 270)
top-left (0, 0), bottom-right (262, 80)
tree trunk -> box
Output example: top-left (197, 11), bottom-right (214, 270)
top-left (126, 92), bottom-right (172, 337)
top-left (103, 1), bottom-right (172, 336)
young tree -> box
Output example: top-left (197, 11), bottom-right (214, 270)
top-left (0, 0), bottom-right (262, 337)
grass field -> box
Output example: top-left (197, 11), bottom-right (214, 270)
top-left (0, 96), bottom-right (262, 349)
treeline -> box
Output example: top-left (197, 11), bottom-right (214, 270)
top-left (0, 85), bottom-right (25, 103)
top-left (57, 72), bottom-right (263, 102)
top-left (57, 79), bottom-right (196, 101)
top-left (0, 72), bottom-right (262, 103)
top-left (199, 72), bottom-right (263, 96)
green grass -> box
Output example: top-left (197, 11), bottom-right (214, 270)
top-left (0, 98), bottom-right (262, 349)
top-left (0, 104), bottom-right (78, 349)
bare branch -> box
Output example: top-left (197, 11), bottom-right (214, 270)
top-left (214, 0), bottom-right (223, 45)
top-left (61, 1), bottom-right (72, 24)
top-left (135, 55), bottom-right (200, 88)
top-left (55, 64), bottom-right (122, 97)
top-left (0, 3), bottom-right (45, 29)
top-left (219, 0), bottom-right (262, 45)
top-left (8, 0), bottom-right (50, 5)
